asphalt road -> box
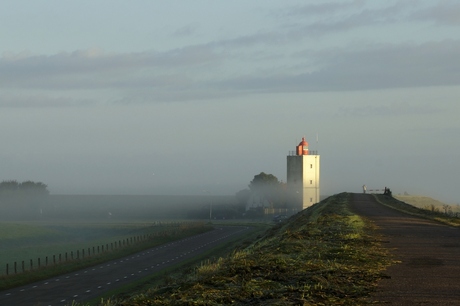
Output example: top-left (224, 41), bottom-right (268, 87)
top-left (0, 226), bottom-right (250, 306)
top-left (350, 193), bottom-right (460, 305)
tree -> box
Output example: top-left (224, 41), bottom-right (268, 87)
top-left (0, 180), bottom-right (19, 194)
top-left (442, 204), bottom-right (451, 215)
top-left (0, 180), bottom-right (49, 220)
top-left (247, 172), bottom-right (284, 209)
top-left (249, 172), bottom-right (280, 192)
top-left (0, 180), bottom-right (49, 196)
top-left (19, 181), bottom-right (50, 195)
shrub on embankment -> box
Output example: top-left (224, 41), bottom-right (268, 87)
top-left (102, 193), bottom-right (393, 305)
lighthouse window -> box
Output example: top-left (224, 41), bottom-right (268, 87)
top-left (310, 164), bottom-right (313, 168)
top-left (310, 180), bottom-right (313, 184)
top-left (310, 198), bottom-right (313, 202)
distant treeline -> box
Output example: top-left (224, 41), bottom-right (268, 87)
top-left (0, 180), bottom-right (245, 221)
top-left (0, 180), bottom-right (49, 196)
top-left (0, 181), bottom-right (49, 220)
top-left (0, 180), bottom-right (49, 220)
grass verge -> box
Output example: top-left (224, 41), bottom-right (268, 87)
top-left (374, 194), bottom-right (460, 227)
top-left (86, 223), bottom-right (270, 305)
top-left (90, 193), bottom-right (394, 305)
top-left (0, 225), bottom-right (213, 291)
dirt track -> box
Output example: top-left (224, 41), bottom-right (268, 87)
top-left (350, 193), bottom-right (460, 305)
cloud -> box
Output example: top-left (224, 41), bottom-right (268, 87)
top-left (0, 46), bottom-right (222, 90)
top-left (173, 23), bottom-right (199, 37)
top-left (316, 40), bottom-right (460, 90)
top-left (1, 1), bottom-right (459, 107)
top-left (280, 1), bottom-right (415, 36)
top-left (215, 40), bottom-right (460, 93)
top-left (336, 103), bottom-right (442, 118)
top-left (0, 94), bottom-right (95, 108)
top-left (413, 1), bottom-right (460, 25)
top-left (285, 0), bottom-right (366, 17)
top-left (2, 39), bottom-right (460, 106)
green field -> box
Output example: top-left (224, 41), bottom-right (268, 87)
top-left (0, 220), bottom-right (199, 277)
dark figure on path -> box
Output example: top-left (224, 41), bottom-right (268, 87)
top-left (383, 187), bottom-right (392, 196)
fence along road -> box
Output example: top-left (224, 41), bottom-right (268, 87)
top-left (350, 193), bottom-right (460, 305)
top-left (0, 226), bottom-right (249, 305)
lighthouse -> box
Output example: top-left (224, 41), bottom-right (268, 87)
top-left (287, 137), bottom-right (320, 210)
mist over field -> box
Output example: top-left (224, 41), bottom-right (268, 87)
top-left (0, 194), bottom-right (239, 221)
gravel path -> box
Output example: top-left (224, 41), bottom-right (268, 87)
top-left (350, 193), bottom-right (460, 305)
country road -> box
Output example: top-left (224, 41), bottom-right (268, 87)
top-left (350, 193), bottom-right (460, 305)
top-left (0, 226), bottom-right (250, 306)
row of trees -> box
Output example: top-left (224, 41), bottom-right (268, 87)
top-left (0, 180), bottom-right (49, 196)
top-left (0, 180), bottom-right (49, 220)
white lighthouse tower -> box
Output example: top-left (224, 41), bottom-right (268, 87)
top-left (287, 137), bottom-right (320, 210)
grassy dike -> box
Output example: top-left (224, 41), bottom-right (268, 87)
top-left (95, 193), bottom-right (395, 305)
top-left (374, 194), bottom-right (460, 227)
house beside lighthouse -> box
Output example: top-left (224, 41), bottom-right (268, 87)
top-left (287, 137), bottom-right (320, 210)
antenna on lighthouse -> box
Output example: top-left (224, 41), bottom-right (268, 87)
top-left (315, 132), bottom-right (319, 153)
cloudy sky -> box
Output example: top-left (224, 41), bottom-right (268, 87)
top-left (1, 0), bottom-right (459, 203)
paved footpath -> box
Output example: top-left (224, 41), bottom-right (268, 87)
top-left (0, 226), bottom-right (249, 306)
top-left (350, 193), bottom-right (460, 305)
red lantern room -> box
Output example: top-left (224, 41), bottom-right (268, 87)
top-left (296, 137), bottom-right (309, 155)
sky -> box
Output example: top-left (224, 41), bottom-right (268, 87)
top-left (1, 0), bottom-right (459, 203)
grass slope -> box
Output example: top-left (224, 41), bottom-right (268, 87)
top-left (375, 194), bottom-right (460, 227)
top-left (97, 193), bottom-right (394, 305)
top-left (393, 195), bottom-right (459, 212)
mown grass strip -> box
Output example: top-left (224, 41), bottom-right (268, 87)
top-left (0, 225), bottom-right (213, 291)
top-left (0, 220), bottom-right (197, 274)
top-left (93, 193), bottom-right (394, 305)
top-left (374, 194), bottom-right (460, 227)
top-left (86, 224), bottom-right (269, 306)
